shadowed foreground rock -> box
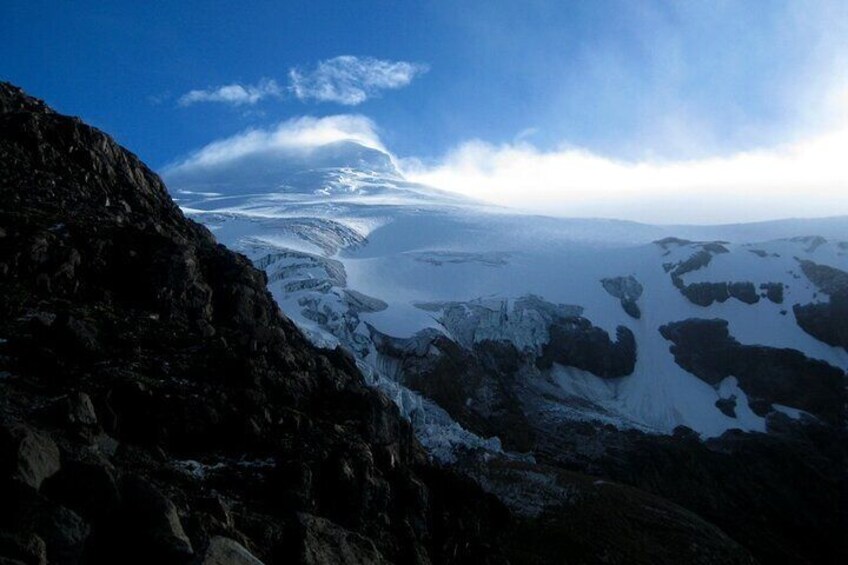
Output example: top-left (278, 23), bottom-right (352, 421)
top-left (0, 81), bottom-right (509, 564)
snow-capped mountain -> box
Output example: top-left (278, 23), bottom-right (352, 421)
top-left (168, 140), bottom-right (848, 460)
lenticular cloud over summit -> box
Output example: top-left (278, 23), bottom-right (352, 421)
top-left (166, 114), bottom-right (386, 173)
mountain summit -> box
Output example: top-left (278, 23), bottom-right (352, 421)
top-left (165, 139), bottom-right (401, 195)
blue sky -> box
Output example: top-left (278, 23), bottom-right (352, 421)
top-left (3, 1), bottom-right (848, 222)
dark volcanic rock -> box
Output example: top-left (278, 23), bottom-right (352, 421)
top-left (681, 282), bottom-right (730, 306)
top-left (679, 281), bottom-right (760, 307)
top-left (793, 259), bottom-right (848, 350)
top-left (198, 536), bottom-right (263, 565)
top-left (461, 458), bottom-right (758, 565)
top-left (113, 475), bottom-right (195, 561)
top-left (797, 259), bottom-right (848, 295)
top-left (794, 299), bottom-right (848, 350)
top-left (659, 318), bottom-right (845, 424)
top-left (601, 276), bottom-right (643, 319)
top-left (759, 282), bottom-right (784, 304)
top-left (0, 488), bottom-right (91, 564)
top-left (728, 282), bottom-right (759, 304)
top-left (559, 422), bottom-right (848, 565)
top-left (674, 249), bottom-right (715, 277)
top-left (0, 422), bottom-right (61, 490)
top-left (661, 242), bottom-right (729, 284)
top-left (661, 242), bottom-right (762, 307)
top-left (291, 513), bottom-right (390, 565)
top-left (0, 531), bottom-right (47, 565)
top-left (538, 322), bottom-right (636, 377)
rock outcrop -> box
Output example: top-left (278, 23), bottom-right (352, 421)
top-left (601, 275), bottom-right (643, 318)
top-left (659, 318), bottom-right (846, 423)
top-left (758, 282), bottom-right (784, 304)
top-left (659, 241), bottom-right (765, 307)
top-left (793, 259), bottom-right (848, 350)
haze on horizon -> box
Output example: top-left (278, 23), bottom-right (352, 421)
top-left (3, 0), bottom-right (847, 225)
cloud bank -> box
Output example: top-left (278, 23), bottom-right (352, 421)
top-left (178, 78), bottom-right (282, 107)
top-left (402, 123), bottom-right (848, 225)
top-left (395, 83), bottom-right (848, 225)
top-left (289, 56), bottom-right (428, 105)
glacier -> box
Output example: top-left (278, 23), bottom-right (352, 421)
top-left (166, 139), bottom-right (848, 461)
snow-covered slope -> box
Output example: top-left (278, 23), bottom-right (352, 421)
top-left (167, 141), bottom-right (848, 460)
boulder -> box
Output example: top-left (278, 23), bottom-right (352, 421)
top-left (65, 392), bottom-right (98, 426)
top-left (118, 475), bottom-right (194, 559)
top-left (0, 423), bottom-right (61, 490)
top-left (34, 504), bottom-right (89, 564)
top-left (197, 536), bottom-right (263, 565)
top-left (42, 458), bottom-right (120, 521)
top-left (0, 532), bottom-right (46, 565)
top-left (295, 514), bottom-right (389, 565)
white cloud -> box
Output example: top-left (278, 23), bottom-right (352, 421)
top-left (403, 85), bottom-right (848, 225)
top-left (165, 114), bottom-right (384, 172)
top-left (176, 56), bottom-right (428, 109)
top-left (289, 56), bottom-right (428, 105)
top-left (178, 78), bottom-right (282, 107)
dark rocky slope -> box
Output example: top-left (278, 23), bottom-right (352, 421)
top-left (520, 419), bottom-right (848, 565)
top-left (0, 82), bottom-right (513, 564)
top-left (371, 314), bottom-right (848, 562)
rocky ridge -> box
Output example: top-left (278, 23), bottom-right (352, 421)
top-left (0, 81), bottom-right (512, 564)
